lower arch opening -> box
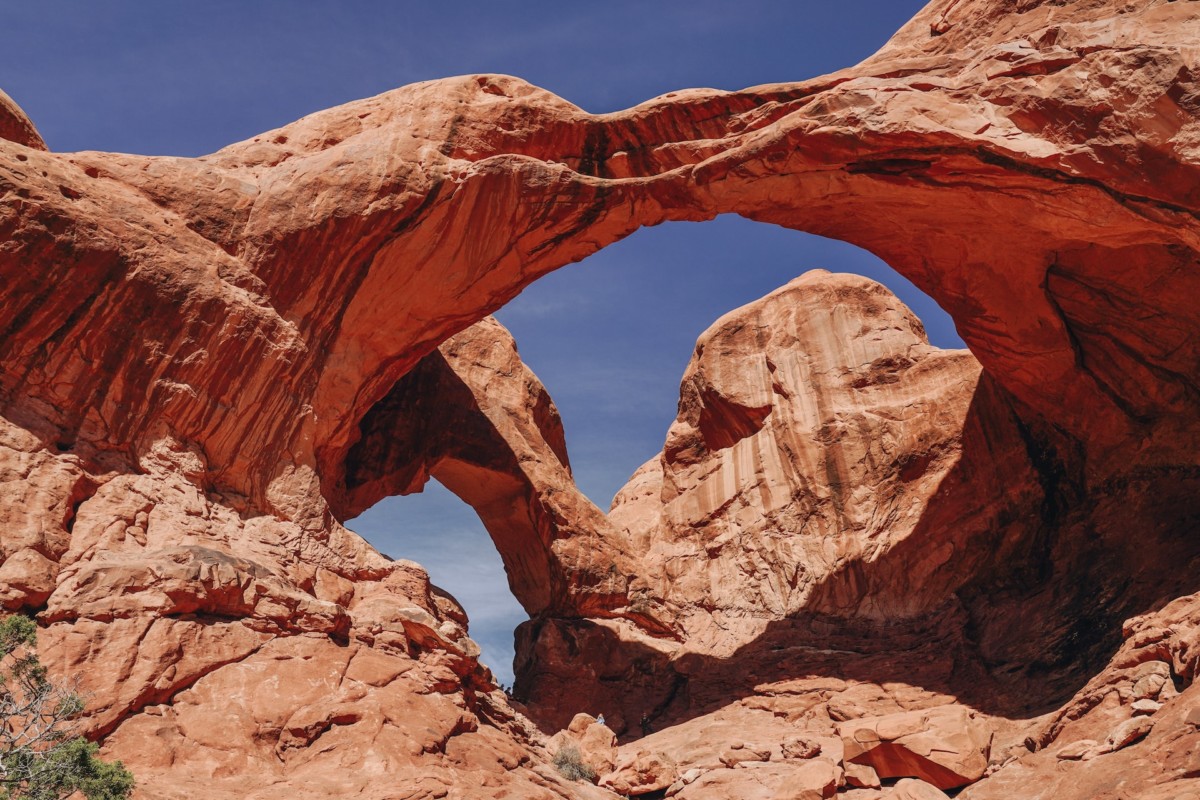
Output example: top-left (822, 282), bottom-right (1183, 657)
top-left (348, 478), bottom-right (528, 689)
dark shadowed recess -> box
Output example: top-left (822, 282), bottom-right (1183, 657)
top-left (348, 221), bottom-right (969, 687)
top-left (350, 218), bottom-right (1200, 732)
top-left (514, 372), bottom-right (1200, 737)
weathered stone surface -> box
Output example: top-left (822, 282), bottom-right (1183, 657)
top-left (839, 706), bottom-right (991, 790)
top-left (336, 316), bottom-right (638, 620)
top-left (672, 760), bottom-right (840, 800)
top-left (543, 714), bottom-right (620, 786)
top-left (0, 324), bottom-right (610, 796)
top-left (888, 779), bottom-right (951, 800)
top-left (0, 88), bottom-right (45, 150)
top-left (98, 635), bottom-right (598, 800)
top-left (1, 0), bottom-right (1199, 797)
top-left (517, 269), bottom-right (1078, 742)
top-left (613, 271), bottom-right (985, 625)
top-left (1105, 716), bottom-right (1155, 752)
top-left (719, 743), bottom-right (772, 768)
top-left (844, 759), bottom-right (882, 789)
top-left (958, 594), bottom-right (1200, 800)
top-left (602, 748), bottom-right (678, 796)
top-left (782, 735), bottom-right (823, 760)
top-left (1054, 739), bottom-right (1099, 761)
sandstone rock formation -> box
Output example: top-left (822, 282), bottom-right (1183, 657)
top-left (886, 780), bottom-right (951, 800)
top-left (333, 316), bottom-right (634, 620)
top-left (2, 0), bottom-right (1200, 798)
top-left (0, 89), bottom-right (44, 151)
top-left (515, 271), bottom-right (1018, 732)
top-left (838, 706), bottom-right (990, 790)
top-left (2, 314), bottom-right (652, 798)
top-left (548, 713), bottom-right (619, 779)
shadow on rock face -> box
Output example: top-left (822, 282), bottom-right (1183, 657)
top-left (514, 371), bottom-right (1200, 738)
top-left (333, 317), bottom-right (636, 622)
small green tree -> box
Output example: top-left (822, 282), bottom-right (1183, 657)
top-left (0, 615), bottom-right (133, 800)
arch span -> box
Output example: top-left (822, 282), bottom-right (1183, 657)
top-left (333, 316), bottom-right (636, 621)
top-left (2, 2), bottom-right (1199, 794)
top-left (2, 0), bottom-right (1196, 651)
top-left (2, 1), bottom-right (1194, 537)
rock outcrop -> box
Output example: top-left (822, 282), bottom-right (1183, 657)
top-left (618, 271), bottom-right (987, 625)
top-left (0, 89), bottom-right (44, 151)
top-left (333, 316), bottom-right (635, 620)
top-left (0, 311), bottom-right (617, 796)
top-left (2, 0), bottom-right (1199, 798)
top-left (838, 706), bottom-right (991, 790)
top-left (515, 271), bottom-right (1022, 732)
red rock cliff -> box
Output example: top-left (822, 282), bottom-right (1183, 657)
top-left (2, 0), bottom-right (1199, 798)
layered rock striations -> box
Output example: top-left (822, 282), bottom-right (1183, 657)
top-left (525, 272), bottom-right (1200, 799)
top-left (331, 316), bottom-right (635, 620)
top-left (1, 0), bottom-right (1199, 797)
top-left (618, 271), bottom-right (989, 625)
top-left (516, 272), bottom-right (1016, 728)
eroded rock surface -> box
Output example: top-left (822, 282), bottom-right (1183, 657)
top-left (2, 0), bottom-right (1199, 798)
top-left (838, 706), bottom-right (990, 790)
top-left (0, 89), bottom-right (45, 150)
top-left (0, 309), bottom-right (618, 797)
top-left (335, 316), bottom-right (644, 622)
top-left (515, 271), bottom-right (1018, 732)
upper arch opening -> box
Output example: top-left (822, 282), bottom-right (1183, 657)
top-left (492, 215), bottom-right (966, 508)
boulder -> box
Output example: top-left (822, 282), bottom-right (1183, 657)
top-left (1105, 717), bottom-right (1154, 753)
top-left (602, 749), bottom-right (678, 796)
top-left (839, 706), bottom-right (990, 790)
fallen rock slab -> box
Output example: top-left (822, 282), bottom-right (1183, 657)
top-left (719, 743), bottom-right (772, 768)
top-left (1105, 716), bottom-right (1154, 753)
top-left (844, 759), bottom-right (882, 789)
top-left (1055, 739), bottom-right (1100, 761)
top-left (839, 705), bottom-right (990, 790)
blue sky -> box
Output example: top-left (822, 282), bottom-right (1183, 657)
top-left (5, 1), bottom-right (947, 685)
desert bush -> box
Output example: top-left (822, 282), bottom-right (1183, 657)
top-left (552, 743), bottom-right (597, 783)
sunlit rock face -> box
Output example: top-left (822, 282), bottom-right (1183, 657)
top-left (332, 315), bottom-right (636, 621)
top-left (516, 269), bottom-right (1200, 800)
top-left (0, 89), bottom-right (44, 150)
top-left (514, 271), bottom-right (1035, 728)
top-left (618, 270), bottom-right (990, 625)
top-left (2, 0), bottom-right (1200, 797)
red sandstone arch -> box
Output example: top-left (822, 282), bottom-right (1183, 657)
top-left (333, 317), bottom-right (633, 619)
top-left (1, 0), bottom-right (1197, 627)
top-left (3, 4), bottom-right (1200, 794)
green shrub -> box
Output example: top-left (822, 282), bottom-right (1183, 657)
top-left (0, 614), bottom-right (134, 800)
top-left (552, 744), bottom-right (597, 783)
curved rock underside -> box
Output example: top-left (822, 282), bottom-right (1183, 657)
top-left (2, 0), bottom-right (1200, 797)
